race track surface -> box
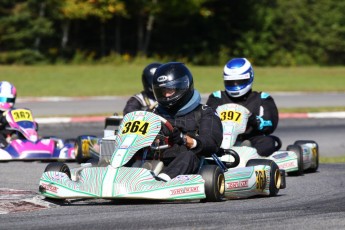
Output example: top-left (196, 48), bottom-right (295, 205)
top-left (1, 93), bottom-right (344, 229)
top-left (0, 162), bottom-right (344, 230)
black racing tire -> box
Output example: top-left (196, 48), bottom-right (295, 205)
top-left (199, 165), bottom-right (225, 202)
top-left (246, 159), bottom-right (281, 196)
top-left (286, 144), bottom-right (304, 176)
top-left (44, 162), bottom-right (71, 179)
top-left (74, 136), bottom-right (97, 164)
top-left (294, 140), bottom-right (319, 173)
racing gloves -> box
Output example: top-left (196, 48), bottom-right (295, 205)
top-left (248, 113), bottom-right (272, 131)
top-left (169, 127), bottom-right (186, 145)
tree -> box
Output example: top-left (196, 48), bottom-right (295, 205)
top-left (0, 0), bottom-right (53, 63)
top-left (55, 0), bottom-right (126, 56)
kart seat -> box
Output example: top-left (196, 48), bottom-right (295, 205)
top-left (132, 160), bottom-right (164, 175)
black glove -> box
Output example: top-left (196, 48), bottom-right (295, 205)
top-left (248, 113), bottom-right (259, 128)
top-left (169, 127), bottom-right (185, 145)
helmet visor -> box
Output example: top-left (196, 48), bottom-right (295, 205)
top-left (153, 75), bottom-right (190, 104)
top-left (224, 79), bottom-right (251, 88)
top-left (0, 97), bottom-right (15, 103)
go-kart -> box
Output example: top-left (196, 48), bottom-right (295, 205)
top-left (0, 108), bottom-right (75, 161)
top-left (39, 111), bottom-right (285, 202)
top-left (214, 103), bottom-right (319, 176)
top-left (73, 115), bottom-right (123, 164)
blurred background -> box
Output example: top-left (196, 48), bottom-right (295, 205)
top-left (1, 0), bottom-right (344, 66)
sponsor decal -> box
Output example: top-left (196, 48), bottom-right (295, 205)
top-left (41, 183), bottom-right (58, 193)
top-left (175, 175), bottom-right (190, 182)
top-left (272, 152), bottom-right (289, 159)
top-left (52, 173), bottom-right (66, 180)
top-left (227, 180), bottom-right (249, 189)
top-left (157, 75), bottom-right (168, 82)
top-left (279, 161), bottom-right (296, 169)
top-left (170, 186), bottom-right (199, 195)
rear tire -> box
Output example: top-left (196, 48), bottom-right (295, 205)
top-left (294, 140), bottom-right (319, 173)
top-left (246, 159), bottom-right (281, 196)
top-left (199, 165), bottom-right (225, 202)
top-left (44, 162), bottom-right (71, 179)
top-left (286, 144), bottom-right (304, 176)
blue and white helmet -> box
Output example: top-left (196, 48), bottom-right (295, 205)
top-left (223, 58), bottom-right (254, 97)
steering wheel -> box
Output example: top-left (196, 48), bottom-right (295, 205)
top-left (150, 116), bottom-right (174, 150)
top-left (223, 149), bottom-right (240, 168)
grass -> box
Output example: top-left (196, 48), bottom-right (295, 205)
top-left (320, 156), bottom-right (345, 163)
top-left (1, 64), bottom-right (345, 97)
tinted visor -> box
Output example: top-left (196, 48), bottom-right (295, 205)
top-left (224, 79), bottom-right (251, 88)
top-left (0, 97), bottom-right (15, 103)
top-left (153, 76), bottom-right (189, 102)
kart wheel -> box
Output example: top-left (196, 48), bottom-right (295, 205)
top-left (44, 162), bottom-right (71, 179)
top-left (246, 159), bottom-right (281, 196)
top-left (286, 144), bottom-right (304, 176)
top-left (199, 165), bottom-right (225, 202)
top-left (74, 136), bottom-right (98, 164)
top-left (294, 140), bottom-right (319, 173)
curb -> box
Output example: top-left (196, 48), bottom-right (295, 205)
top-left (35, 111), bottom-right (345, 124)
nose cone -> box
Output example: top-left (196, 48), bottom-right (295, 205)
top-left (29, 134), bottom-right (38, 142)
top-left (25, 129), bottom-right (38, 142)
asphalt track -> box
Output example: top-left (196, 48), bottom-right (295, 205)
top-left (0, 92), bottom-right (344, 229)
top-left (0, 162), bottom-right (344, 229)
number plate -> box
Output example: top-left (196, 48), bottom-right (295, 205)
top-left (122, 120), bottom-right (150, 135)
top-left (10, 109), bottom-right (33, 122)
top-left (219, 110), bottom-right (242, 123)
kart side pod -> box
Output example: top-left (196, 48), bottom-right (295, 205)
top-left (223, 159), bottom-right (285, 199)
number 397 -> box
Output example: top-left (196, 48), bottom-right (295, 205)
top-left (220, 111), bottom-right (242, 122)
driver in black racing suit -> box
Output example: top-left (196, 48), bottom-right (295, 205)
top-left (152, 62), bottom-right (223, 181)
top-left (206, 58), bottom-right (279, 157)
top-left (123, 63), bottom-right (161, 115)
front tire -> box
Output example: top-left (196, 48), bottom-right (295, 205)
top-left (199, 165), bottom-right (225, 202)
top-left (44, 162), bottom-right (71, 178)
top-left (246, 159), bottom-right (281, 196)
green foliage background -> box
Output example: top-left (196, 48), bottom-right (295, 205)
top-left (0, 0), bottom-right (344, 66)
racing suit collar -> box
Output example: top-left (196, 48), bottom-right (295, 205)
top-left (156, 90), bottom-right (201, 117)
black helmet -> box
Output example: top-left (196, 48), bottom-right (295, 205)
top-left (142, 62), bottom-right (162, 95)
top-left (152, 62), bottom-right (194, 112)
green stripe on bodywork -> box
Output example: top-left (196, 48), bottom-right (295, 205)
top-left (41, 178), bottom-right (99, 198)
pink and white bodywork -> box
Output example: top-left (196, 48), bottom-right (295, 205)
top-left (0, 108), bottom-right (75, 161)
